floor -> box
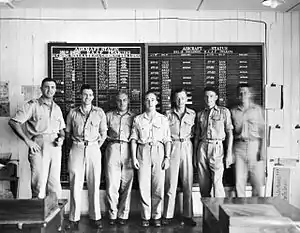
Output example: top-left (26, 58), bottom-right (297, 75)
top-left (62, 214), bottom-right (203, 233)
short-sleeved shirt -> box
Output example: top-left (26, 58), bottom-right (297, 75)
top-left (165, 107), bottom-right (196, 140)
top-left (106, 110), bottom-right (135, 142)
top-left (231, 103), bottom-right (264, 140)
top-left (130, 111), bottom-right (171, 145)
top-left (65, 105), bottom-right (107, 143)
top-left (195, 105), bottom-right (233, 141)
top-left (11, 97), bottom-right (65, 138)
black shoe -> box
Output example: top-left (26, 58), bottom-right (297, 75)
top-left (152, 219), bottom-right (161, 227)
top-left (180, 217), bottom-right (196, 227)
top-left (117, 218), bottom-right (127, 225)
top-left (141, 220), bottom-right (150, 227)
top-left (162, 218), bottom-right (172, 225)
top-left (65, 221), bottom-right (79, 230)
top-left (89, 219), bottom-right (103, 229)
top-left (109, 219), bottom-right (117, 225)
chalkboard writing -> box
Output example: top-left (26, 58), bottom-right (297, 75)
top-left (147, 45), bottom-right (263, 112)
top-left (48, 43), bottom-right (145, 185)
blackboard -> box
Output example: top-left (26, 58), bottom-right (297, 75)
top-left (48, 43), bottom-right (145, 185)
top-left (147, 44), bottom-right (263, 186)
top-left (147, 44), bottom-right (263, 112)
top-left (48, 43), bottom-right (264, 188)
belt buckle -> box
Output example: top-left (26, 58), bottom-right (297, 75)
top-left (179, 138), bottom-right (184, 142)
top-left (84, 141), bottom-right (89, 146)
top-left (149, 142), bottom-right (153, 146)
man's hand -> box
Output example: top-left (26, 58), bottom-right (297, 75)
top-left (161, 157), bottom-right (170, 170)
top-left (54, 137), bottom-right (64, 147)
top-left (132, 158), bottom-right (140, 170)
top-left (26, 139), bottom-right (41, 154)
top-left (225, 150), bottom-right (233, 169)
top-left (193, 153), bottom-right (198, 168)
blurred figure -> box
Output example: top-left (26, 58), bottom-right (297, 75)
top-left (231, 83), bottom-right (265, 197)
top-left (130, 91), bottom-right (171, 227)
top-left (8, 77), bottom-right (65, 199)
top-left (163, 88), bottom-right (196, 226)
top-left (65, 84), bottom-right (107, 230)
top-left (105, 91), bottom-right (135, 226)
top-left (194, 86), bottom-right (233, 197)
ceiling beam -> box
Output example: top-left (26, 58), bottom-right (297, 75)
top-left (196, 0), bottom-right (204, 11)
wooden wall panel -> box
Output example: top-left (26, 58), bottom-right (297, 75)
top-left (0, 9), bottom-right (299, 198)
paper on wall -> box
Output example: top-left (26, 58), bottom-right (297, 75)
top-left (21, 85), bottom-right (41, 102)
top-left (265, 84), bottom-right (282, 109)
top-left (0, 81), bottom-right (10, 117)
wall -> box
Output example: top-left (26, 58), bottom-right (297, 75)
top-left (0, 9), bottom-right (299, 203)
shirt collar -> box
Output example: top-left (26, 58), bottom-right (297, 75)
top-left (142, 111), bottom-right (158, 120)
top-left (38, 97), bottom-right (53, 107)
top-left (113, 109), bottom-right (133, 116)
top-left (205, 105), bottom-right (219, 111)
top-left (78, 105), bottom-right (96, 115)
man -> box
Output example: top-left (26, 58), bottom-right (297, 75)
top-left (163, 88), bottom-right (196, 226)
top-left (105, 91), bottom-right (135, 226)
top-left (8, 78), bottom-right (65, 199)
top-left (130, 91), bottom-right (171, 227)
top-left (231, 83), bottom-right (265, 197)
top-left (65, 84), bottom-right (107, 230)
top-left (194, 86), bottom-right (233, 198)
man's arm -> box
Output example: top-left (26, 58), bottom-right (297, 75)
top-left (131, 139), bottom-right (139, 169)
top-left (98, 109), bottom-right (108, 147)
top-left (224, 108), bottom-right (234, 168)
top-left (8, 119), bottom-right (41, 153)
top-left (193, 112), bottom-right (201, 167)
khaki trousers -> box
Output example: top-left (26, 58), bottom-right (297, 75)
top-left (68, 143), bottom-right (102, 222)
top-left (105, 142), bottom-right (134, 220)
top-left (164, 140), bottom-right (193, 218)
top-left (137, 143), bottom-right (165, 220)
top-left (29, 135), bottom-right (62, 199)
top-left (234, 140), bottom-right (264, 197)
top-left (197, 141), bottom-right (225, 197)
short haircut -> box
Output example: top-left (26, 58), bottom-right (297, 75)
top-left (116, 90), bottom-right (129, 99)
top-left (204, 86), bottom-right (218, 95)
top-left (237, 83), bottom-right (254, 95)
top-left (173, 88), bottom-right (187, 96)
top-left (41, 77), bottom-right (56, 87)
top-left (145, 90), bottom-right (158, 99)
top-left (80, 84), bottom-right (93, 94)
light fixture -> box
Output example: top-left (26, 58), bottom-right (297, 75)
top-left (262, 0), bottom-right (285, 8)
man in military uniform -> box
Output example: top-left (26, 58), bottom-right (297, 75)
top-left (194, 86), bottom-right (233, 198)
top-left (65, 84), bottom-right (107, 230)
top-left (8, 78), bottom-right (65, 199)
top-left (130, 91), bottom-right (171, 227)
top-left (105, 91), bottom-right (135, 225)
top-left (231, 83), bottom-right (265, 197)
top-left (163, 88), bottom-right (196, 226)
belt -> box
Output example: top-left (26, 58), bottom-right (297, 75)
top-left (140, 141), bottom-right (162, 146)
top-left (109, 140), bottom-right (129, 144)
top-left (73, 140), bottom-right (99, 146)
top-left (203, 139), bottom-right (223, 143)
top-left (32, 133), bottom-right (58, 141)
top-left (235, 138), bottom-right (260, 142)
top-left (172, 138), bottom-right (190, 142)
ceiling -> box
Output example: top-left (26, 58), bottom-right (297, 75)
top-left (2, 0), bottom-right (300, 12)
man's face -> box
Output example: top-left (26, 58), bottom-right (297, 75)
top-left (41, 81), bottom-right (56, 99)
top-left (204, 91), bottom-right (218, 108)
top-left (81, 89), bottom-right (94, 105)
top-left (175, 91), bottom-right (187, 108)
top-left (238, 87), bottom-right (252, 103)
top-left (145, 93), bottom-right (158, 110)
top-left (116, 93), bottom-right (129, 112)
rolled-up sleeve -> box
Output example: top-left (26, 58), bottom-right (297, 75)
top-left (99, 109), bottom-right (108, 133)
top-left (129, 117), bottom-right (139, 141)
top-left (224, 108), bottom-right (233, 132)
top-left (11, 101), bottom-right (33, 124)
top-left (65, 110), bottom-right (73, 134)
top-left (162, 117), bottom-right (171, 144)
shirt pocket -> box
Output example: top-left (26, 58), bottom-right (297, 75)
top-left (138, 123), bottom-right (150, 140)
top-left (51, 116), bottom-right (61, 132)
top-left (211, 115), bottom-right (224, 130)
top-left (89, 120), bottom-right (100, 136)
top-left (152, 121), bottom-right (162, 139)
top-left (182, 118), bottom-right (194, 136)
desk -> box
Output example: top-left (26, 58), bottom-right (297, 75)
top-left (201, 197), bottom-right (300, 233)
top-left (0, 199), bottom-right (67, 233)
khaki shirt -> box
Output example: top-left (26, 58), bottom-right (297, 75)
top-left (195, 105), bottom-right (233, 141)
top-left (130, 111), bottom-right (171, 144)
top-left (165, 107), bottom-right (196, 140)
top-left (66, 105), bottom-right (107, 143)
top-left (231, 103), bottom-right (264, 140)
top-left (11, 97), bottom-right (65, 137)
top-left (106, 110), bottom-right (135, 142)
